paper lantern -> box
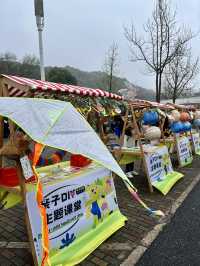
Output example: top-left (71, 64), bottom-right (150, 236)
top-left (183, 122), bottom-right (192, 132)
top-left (193, 119), bottom-right (200, 128)
top-left (171, 110), bottom-right (180, 121)
top-left (143, 111), bottom-right (159, 126)
top-left (144, 126), bottom-right (161, 141)
top-left (194, 111), bottom-right (200, 119)
top-left (170, 121), bottom-right (184, 133)
top-left (180, 112), bottom-right (190, 122)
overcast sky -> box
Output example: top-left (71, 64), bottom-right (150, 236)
top-left (0, 0), bottom-right (200, 89)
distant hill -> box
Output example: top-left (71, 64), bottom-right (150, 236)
top-left (0, 52), bottom-right (155, 101)
top-left (65, 66), bottom-right (155, 100)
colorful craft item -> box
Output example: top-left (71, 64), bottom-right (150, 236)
top-left (170, 121), bottom-right (184, 133)
top-left (180, 112), bottom-right (190, 122)
top-left (171, 110), bottom-right (180, 121)
top-left (114, 107), bottom-right (121, 115)
top-left (144, 126), bottom-right (161, 141)
top-left (142, 111), bottom-right (159, 126)
top-left (96, 103), bottom-right (107, 116)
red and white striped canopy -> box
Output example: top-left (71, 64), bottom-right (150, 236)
top-left (132, 99), bottom-right (174, 110)
top-left (2, 75), bottom-right (123, 100)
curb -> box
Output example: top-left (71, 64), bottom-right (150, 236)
top-left (121, 173), bottom-right (200, 266)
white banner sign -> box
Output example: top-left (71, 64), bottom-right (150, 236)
top-left (189, 133), bottom-right (200, 155)
top-left (26, 167), bottom-right (119, 264)
top-left (144, 145), bottom-right (173, 184)
top-left (176, 136), bottom-right (193, 166)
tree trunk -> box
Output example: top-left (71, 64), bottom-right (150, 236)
top-left (172, 88), bottom-right (177, 103)
top-left (109, 73), bottom-right (113, 93)
top-left (158, 71), bottom-right (162, 103)
top-left (156, 72), bottom-right (159, 102)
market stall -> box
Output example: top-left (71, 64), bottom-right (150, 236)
top-left (190, 109), bottom-right (200, 155)
top-left (168, 104), bottom-right (200, 157)
top-left (165, 103), bottom-right (195, 166)
top-left (114, 99), bottom-right (183, 195)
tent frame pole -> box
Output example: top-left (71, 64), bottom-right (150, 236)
top-left (130, 104), bottom-right (153, 193)
top-left (16, 160), bottom-right (38, 265)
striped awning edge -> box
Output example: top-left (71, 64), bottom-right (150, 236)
top-left (2, 74), bottom-right (123, 100)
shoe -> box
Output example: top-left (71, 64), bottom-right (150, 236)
top-left (126, 172), bottom-right (134, 178)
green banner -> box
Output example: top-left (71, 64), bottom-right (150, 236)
top-left (50, 210), bottom-right (126, 266)
top-left (152, 171), bottom-right (183, 195)
top-left (144, 145), bottom-right (183, 195)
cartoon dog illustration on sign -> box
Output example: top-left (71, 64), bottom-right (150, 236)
top-left (85, 177), bottom-right (114, 228)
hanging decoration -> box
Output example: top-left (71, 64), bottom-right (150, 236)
top-left (180, 112), bottom-right (190, 122)
top-left (142, 111), bottom-right (159, 126)
top-left (170, 121), bottom-right (184, 133)
top-left (144, 126), bottom-right (161, 141)
top-left (182, 121), bottom-right (192, 132)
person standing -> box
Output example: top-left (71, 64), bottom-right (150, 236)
top-left (124, 127), bottom-right (138, 178)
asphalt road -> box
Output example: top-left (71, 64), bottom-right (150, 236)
top-left (136, 180), bottom-right (200, 266)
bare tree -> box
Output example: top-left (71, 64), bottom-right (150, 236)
top-left (124, 0), bottom-right (193, 102)
top-left (164, 46), bottom-right (199, 103)
top-left (103, 42), bottom-right (119, 92)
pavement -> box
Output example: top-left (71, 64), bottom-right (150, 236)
top-left (0, 157), bottom-right (200, 265)
top-left (136, 174), bottom-right (200, 266)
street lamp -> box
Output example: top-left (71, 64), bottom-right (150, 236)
top-left (34, 0), bottom-right (45, 81)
